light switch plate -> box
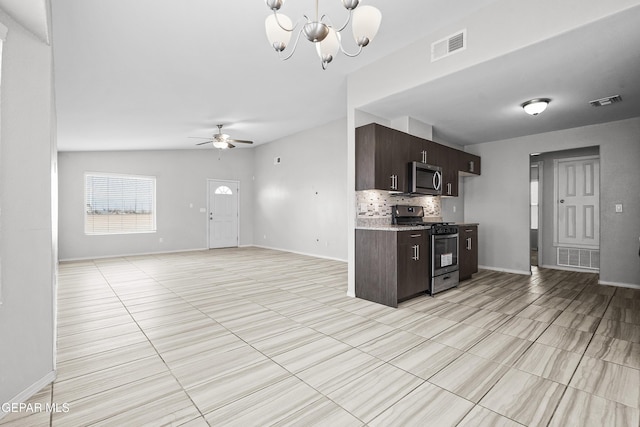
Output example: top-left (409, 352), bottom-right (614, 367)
top-left (615, 203), bottom-right (623, 213)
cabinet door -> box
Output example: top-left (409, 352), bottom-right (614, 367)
top-left (459, 152), bottom-right (481, 176)
top-left (397, 231), bottom-right (429, 301)
top-left (355, 123), bottom-right (408, 192)
top-left (373, 125), bottom-right (396, 191)
top-left (405, 134), bottom-right (430, 164)
top-left (459, 226), bottom-right (478, 280)
top-left (389, 130), bottom-right (409, 192)
top-left (440, 146), bottom-right (459, 197)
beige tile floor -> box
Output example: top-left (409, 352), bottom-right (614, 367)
top-left (2, 247), bottom-right (640, 426)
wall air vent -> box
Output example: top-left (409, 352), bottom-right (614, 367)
top-left (431, 29), bottom-right (467, 62)
top-left (557, 247), bottom-right (599, 270)
top-left (589, 95), bottom-right (622, 107)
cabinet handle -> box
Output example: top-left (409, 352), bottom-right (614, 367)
top-left (469, 160), bottom-right (474, 173)
top-left (390, 175), bottom-right (396, 190)
top-left (447, 183), bottom-right (452, 195)
top-left (417, 244), bottom-right (420, 260)
top-left (422, 150), bottom-right (427, 163)
top-left (410, 234), bottom-right (422, 238)
top-left (412, 245), bottom-right (418, 261)
top-left (465, 229), bottom-right (474, 232)
top-left (466, 237), bottom-right (472, 250)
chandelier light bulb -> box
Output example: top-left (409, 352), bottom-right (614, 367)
top-left (352, 5), bottom-right (381, 46)
top-left (265, 14), bottom-right (292, 51)
top-left (316, 27), bottom-right (340, 65)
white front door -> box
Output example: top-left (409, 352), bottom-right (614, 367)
top-left (208, 180), bottom-right (239, 249)
top-left (555, 156), bottom-right (599, 249)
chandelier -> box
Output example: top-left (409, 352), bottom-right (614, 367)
top-left (264, 0), bottom-right (382, 69)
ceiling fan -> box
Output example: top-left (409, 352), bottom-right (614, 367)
top-left (190, 124), bottom-right (254, 149)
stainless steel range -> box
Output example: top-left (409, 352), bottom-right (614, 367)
top-left (392, 205), bottom-right (459, 295)
top-left (430, 223), bottom-right (459, 294)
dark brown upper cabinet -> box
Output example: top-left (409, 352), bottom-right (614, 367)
top-left (459, 151), bottom-right (482, 176)
top-left (356, 123), bottom-right (481, 196)
top-left (356, 123), bottom-right (408, 192)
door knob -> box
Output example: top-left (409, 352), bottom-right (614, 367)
top-left (560, 199), bottom-right (565, 203)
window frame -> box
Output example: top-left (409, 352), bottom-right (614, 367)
top-left (84, 172), bottom-right (157, 235)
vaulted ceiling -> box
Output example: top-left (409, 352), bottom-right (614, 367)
top-left (6, 1), bottom-right (640, 150)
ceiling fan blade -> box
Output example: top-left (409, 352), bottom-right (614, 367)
top-left (195, 141), bottom-right (212, 146)
top-left (188, 136), bottom-right (215, 139)
top-left (227, 143), bottom-right (236, 149)
top-left (227, 139), bottom-right (253, 144)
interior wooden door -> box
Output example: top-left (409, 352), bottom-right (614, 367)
top-left (555, 156), bottom-right (600, 249)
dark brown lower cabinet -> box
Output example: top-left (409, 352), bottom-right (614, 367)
top-left (355, 229), bottom-right (430, 308)
top-left (459, 225), bottom-right (478, 281)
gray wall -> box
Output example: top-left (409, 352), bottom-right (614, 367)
top-left (253, 119), bottom-right (348, 261)
top-left (0, 7), bottom-right (57, 405)
top-left (465, 117), bottom-right (640, 286)
top-left (58, 149), bottom-right (254, 260)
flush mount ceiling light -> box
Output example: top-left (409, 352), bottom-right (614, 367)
top-left (521, 98), bottom-right (551, 116)
top-left (264, 0), bottom-right (382, 69)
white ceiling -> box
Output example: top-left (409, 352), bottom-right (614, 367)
top-left (44, 1), bottom-right (640, 150)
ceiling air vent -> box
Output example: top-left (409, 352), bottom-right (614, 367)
top-left (589, 95), bottom-right (622, 107)
top-left (431, 29), bottom-right (467, 62)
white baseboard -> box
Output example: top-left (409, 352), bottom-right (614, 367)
top-left (251, 245), bottom-right (347, 263)
top-left (598, 280), bottom-right (640, 289)
top-left (58, 247), bottom-right (209, 262)
top-left (539, 264), bottom-right (599, 274)
top-left (478, 265), bottom-right (531, 276)
top-left (0, 370), bottom-right (56, 421)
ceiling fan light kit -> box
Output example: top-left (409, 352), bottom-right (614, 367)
top-left (264, 0), bottom-right (381, 69)
top-left (191, 124), bottom-right (253, 150)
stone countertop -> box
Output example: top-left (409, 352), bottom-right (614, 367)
top-left (355, 222), bottom-right (479, 231)
top-left (355, 225), bottom-right (432, 232)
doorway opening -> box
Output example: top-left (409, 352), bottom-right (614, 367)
top-left (207, 179), bottom-right (239, 249)
top-left (530, 147), bottom-right (600, 273)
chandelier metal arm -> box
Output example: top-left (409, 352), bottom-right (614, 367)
top-left (277, 27), bottom-right (306, 61)
top-left (326, 8), bottom-right (353, 33)
top-left (339, 43), bottom-right (364, 58)
top-left (272, 10), bottom-right (297, 32)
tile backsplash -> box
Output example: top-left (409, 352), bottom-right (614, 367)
top-left (355, 190), bottom-right (441, 227)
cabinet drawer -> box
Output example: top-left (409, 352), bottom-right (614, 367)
top-left (397, 230), bottom-right (428, 245)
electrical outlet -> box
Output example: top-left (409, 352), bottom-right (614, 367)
top-left (615, 203), bottom-right (623, 213)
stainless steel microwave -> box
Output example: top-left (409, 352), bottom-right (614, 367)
top-left (408, 162), bottom-right (442, 195)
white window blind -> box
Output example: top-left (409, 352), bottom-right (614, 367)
top-left (85, 173), bottom-right (156, 235)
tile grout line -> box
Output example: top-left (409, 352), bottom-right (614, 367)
top-left (543, 282), bottom-right (618, 427)
top-left (90, 258), bottom-right (210, 423)
top-left (125, 255), bottom-right (372, 424)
